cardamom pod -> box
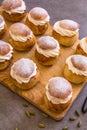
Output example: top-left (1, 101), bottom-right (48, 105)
top-left (77, 121), bottom-right (82, 128)
top-left (69, 117), bottom-right (77, 121)
top-left (38, 123), bottom-right (45, 128)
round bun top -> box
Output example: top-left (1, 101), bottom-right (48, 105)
top-left (37, 36), bottom-right (58, 50)
top-left (59, 19), bottom-right (80, 31)
top-left (29, 7), bottom-right (49, 20)
top-left (2, 0), bottom-right (22, 10)
top-left (47, 77), bottom-right (72, 99)
top-left (71, 55), bottom-right (87, 71)
top-left (0, 15), bottom-right (5, 24)
top-left (9, 23), bottom-right (32, 36)
top-left (11, 58), bottom-right (36, 78)
top-left (0, 40), bottom-right (10, 55)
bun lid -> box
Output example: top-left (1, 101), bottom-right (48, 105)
top-left (9, 23), bottom-right (32, 36)
top-left (11, 58), bottom-right (36, 78)
top-left (29, 7), bottom-right (49, 20)
top-left (59, 19), bottom-right (80, 31)
top-left (47, 77), bottom-right (72, 99)
top-left (0, 40), bottom-right (10, 55)
top-left (37, 36), bottom-right (58, 50)
top-left (2, 0), bottom-right (22, 10)
top-left (71, 55), bottom-right (87, 71)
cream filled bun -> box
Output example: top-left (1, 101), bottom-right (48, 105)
top-left (10, 58), bottom-right (40, 90)
top-left (2, 0), bottom-right (27, 22)
top-left (0, 40), bottom-right (13, 70)
top-left (0, 15), bottom-right (7, 37)
top-left (45, 77), bottom-right (72, 111)
top-left (64, 54), bottom-right (87, 84)
top-left (76, 37), bottom-right (87, 56)
top-left (52, 19), bottom-right (80, 46)
top-left (25, 7), bottom-right (50, 35)
top-left (9, 23), bottom-right (36, 51)
top-left (35, 36), bottom-right (60, 65)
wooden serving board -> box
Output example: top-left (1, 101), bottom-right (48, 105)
top-left (0, 8), bottom-right (85, 120)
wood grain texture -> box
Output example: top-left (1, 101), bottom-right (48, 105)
top-left (0, 7), bottom-right (85, 120)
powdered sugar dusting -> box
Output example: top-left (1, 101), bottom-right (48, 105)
top-left (12, 58), bottom-right (35, 78)
top-left (48, 77), bottom-right (72, 98)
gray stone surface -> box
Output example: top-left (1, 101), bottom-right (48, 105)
top-left (0, 0), bottom-right (87, 130)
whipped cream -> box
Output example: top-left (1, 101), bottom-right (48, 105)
top-left (5, 0), bottom-right (26, 14)
top-left (66, 56), bottom-right (87, 76)
top-left (10, 62), bottom-right (37, 84)
top-left (0, 21), bottom-right (5, 31)
top-left (0, 44), bottom-right (13, 62)
top-left (28, 13), bottom-right (50, 25)
top-left (46, 85), bottom-right (72, 104)
top-left (80, 38), bottom-right (87, 54)
top-left (53, 21), bottom-right (79, 37)
top-left (9, 31), bottom-right (33, 42)
top-left (36, 39), bottom-right (60, 58)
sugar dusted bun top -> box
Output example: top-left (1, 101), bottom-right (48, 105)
top-left (66, 55), bottom-right (87, 76)
top-left (47, 77), bottom-right (72, 99)
top-left (0, 40), bottom-right (11, 55)
top-left (29, 7), bottom-right (49, 20)
top-left (2, 0), bottom-right (22, 10)
top-left (10, 58), bottom-right (37, 84)
top-left (9, 23), bottom-right (32, 37)
top-left (36, 36), bottom-right (60, 57)
top-left (11, 58), bottom-right (36, 78)
top-left (59, 19), bottom-right (80, 31)
top-left (37, 36), bottom-right (58, 50)
top-left (71, 55), bottom-right (87, 71)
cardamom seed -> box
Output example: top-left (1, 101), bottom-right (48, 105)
top-left (75, 110), bottom-right (80, 117)
top-left (69, 117), bottom-right (77, 121)
top-left (29, 111), bottom-right (35, 115)
top-left (77, 121), bottom-right (82, 128)
top-left (25, 111), bottom-right (31, 118)
top-left (62, 126), bottom-right (68, 130)
top-left (38, 123), bottom-right (45, 128)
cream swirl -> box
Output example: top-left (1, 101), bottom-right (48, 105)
top-left (9, 31), bottom-right (33, 42)
top-left (10, 62), bottom-right (37, 84)
top-left (46, 85), bottom-right (72, 104)
top-left (5, 1), bottom-right (26, 14)
top-left (36, 39), bottom-right (60, 58)
top-left (53, 21), bottom-right (79, 37)
top-left (28, 13), bottom-right (50, 25)
top-left (0, 44), bottom-right (13, 62)
top-left (66, 56), bottom-right (87, 76)
top-left (0, 21), bottom-right (5, 31)
top-left (80, 38), bottom-right (87, 54)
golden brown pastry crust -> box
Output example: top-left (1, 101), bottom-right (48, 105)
top-left (0, 60), bottom-right (10, 70)
top-left (35, 50), bottom-right (58, 66)
top-left (52, 30), bottom-right (79, 46)
top-left (64, 64), bottom-right (86, 84)
top-left (25, 17), bottom-right (48, 35)
top-left (2, 10), bottom-right (27, 22)
top-left (44, 95), bottom-right (72, 112)
top-left (76, 43), bottom-right (87, 56)
top-left (9, 34), bottom-right (35, 51)
top-left (11, 69), bottom-right (40, 90)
